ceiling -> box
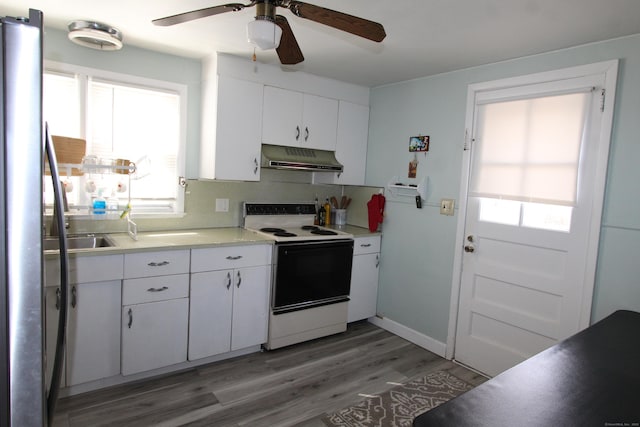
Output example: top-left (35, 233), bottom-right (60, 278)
top-left (3, 0), bottom-right (640, 87)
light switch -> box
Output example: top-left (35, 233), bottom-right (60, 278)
top-left (440, 198), bottom-right (455, 216)
top-left (215, 198), bottom-right (229, 212)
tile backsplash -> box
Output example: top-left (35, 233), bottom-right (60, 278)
top-left (64, 169), bottom-right (383, 235)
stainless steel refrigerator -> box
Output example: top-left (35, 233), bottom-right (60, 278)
top-left (1, 9), bottom-right (70, 427)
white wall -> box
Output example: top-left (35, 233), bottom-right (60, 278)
top-left (367, 34), bottom-right (640, 344)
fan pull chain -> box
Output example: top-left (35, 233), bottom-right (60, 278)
top-left (252, 47), bottom-right (257, 62)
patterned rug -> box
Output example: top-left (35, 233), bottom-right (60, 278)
top-left (321, 370), bottom-right (473, 427)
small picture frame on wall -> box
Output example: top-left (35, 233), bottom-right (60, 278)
top-left (409, 135), bottom-right (430, 152)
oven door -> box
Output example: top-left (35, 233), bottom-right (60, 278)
top-left (272, 239), bottom-right (354, 314)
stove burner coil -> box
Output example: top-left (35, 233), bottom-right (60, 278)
top-left (274, 232), bottom-right (297, 237)
top-left (260, 227), bottom-right (286, 233)
top-left (310, 229), bottom-right (338, 236)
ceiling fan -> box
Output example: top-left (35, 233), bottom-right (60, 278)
top-left (152, 0), bottom-right (386, 65)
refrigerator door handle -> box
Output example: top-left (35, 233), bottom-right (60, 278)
top-left (44, 123), bottom-right (70, 424)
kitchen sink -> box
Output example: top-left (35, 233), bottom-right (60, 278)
top-left (44, 234), bottom-right (115, 251)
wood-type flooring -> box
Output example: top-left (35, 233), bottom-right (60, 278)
top-left (53, 321), bottom-right (487, 427)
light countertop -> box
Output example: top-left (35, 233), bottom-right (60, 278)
top-left (45, 225), bottom-right (380, 259)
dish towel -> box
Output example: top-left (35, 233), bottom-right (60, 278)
top-left (367, 193), bottom-right (386, 232)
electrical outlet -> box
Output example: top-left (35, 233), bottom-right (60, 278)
top-left (215, 198), bottom-right (229, 212)
top-left (440, 198), bottom-right (455, 216)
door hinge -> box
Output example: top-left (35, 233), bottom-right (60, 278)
top-left (600, 89), bottom-right (606, 112)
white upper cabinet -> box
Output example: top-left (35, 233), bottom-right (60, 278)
top-left (262, 85), bottom-right (338, 151)
top-left (200, 75), bottom-right (263, 181)
top-left (315, 101), bottom-right (370, 186)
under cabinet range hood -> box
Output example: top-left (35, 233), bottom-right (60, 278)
top-left (261, 144), bottom-right (343, 172)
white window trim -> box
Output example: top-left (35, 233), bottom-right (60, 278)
top-left (44, 60), bottom-right (188, 217)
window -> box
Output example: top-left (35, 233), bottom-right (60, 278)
top-left (43, 62), bottom-right (186, 215)
top-left (469, 78), bottom-right (597, 232)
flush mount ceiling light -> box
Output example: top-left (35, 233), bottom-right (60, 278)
top-left (247, 17), bottom-right (282, 50)
top-left (68, 20), bottom-right (123, 51)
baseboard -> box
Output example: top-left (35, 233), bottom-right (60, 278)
top-left (368, 316), bottom-right (447, 358)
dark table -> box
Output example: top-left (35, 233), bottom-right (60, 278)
top-left (413, 310), bottom-right (640, 427)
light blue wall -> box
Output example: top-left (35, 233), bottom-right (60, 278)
top-left (42, 27), bottom-right (202, 178)
top-left (367, 34), bottom-right (640, 343)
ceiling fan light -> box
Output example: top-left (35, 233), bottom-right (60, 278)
top-left (247, 19), bottom-right (282, 50)
top-left (68, 20), bottom-right (123, 51)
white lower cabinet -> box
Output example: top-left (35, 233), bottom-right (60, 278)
top-left (348, 236), bottom-right (381, 323)
top-left (45, 254), bottom-right (124, 388)
top-left (189, 245), bottom-right (271, 361)
top-left (121, 296), bottom-right (189, 376)
top-left (121, 250), bottom-right (191, 376)
top-left (66, 280), bottom-right (122, 386)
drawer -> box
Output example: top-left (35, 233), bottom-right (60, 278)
top-left (124, 250), bottom-right (190, 279)
top-left (122, 273), bottom-right (189, 305)
top-left (191, 244), bottom-right (272, 273)
top-left (45, 254), bottom-right (124, 286)
top-left (353, 236), bottom-right (381, 255)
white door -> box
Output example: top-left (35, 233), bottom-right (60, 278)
top-left (450, 61), bottom-right (618, 377)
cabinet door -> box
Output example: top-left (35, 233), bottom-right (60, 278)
top-left (122, 298), bottom-right (189, 375)
top-left (188, 270), bottom-right (234, 360)
top-left (231, 265), bottom-right (271, 351)
top-left (314, 101), bottom-right (369, 185)
top-left (348, 253), bottom-right (380, 323)
top-left (207, 76), bottom-right (263, 181)
top-left (66, 280), bottom-right (122, 386)
top-left (302, 94), bottom-right (339, 151)
top-left (262, 86), bottom-right (303, 147)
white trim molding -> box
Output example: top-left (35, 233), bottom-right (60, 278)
top-left (368, 316), bottom-right (447, 358)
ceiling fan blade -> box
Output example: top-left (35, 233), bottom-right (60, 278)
top-left (275, 15), bottom-right (304, 65)
top-left (152, 3), bottom-right (250, 27)
top-left (285, 1), bottom-right (386, 42)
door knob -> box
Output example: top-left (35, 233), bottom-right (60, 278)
top-left (464, 245), bottom-right (475, 253)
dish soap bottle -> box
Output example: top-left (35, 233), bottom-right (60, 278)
top-left (92, 192), bottom-right (106, 215)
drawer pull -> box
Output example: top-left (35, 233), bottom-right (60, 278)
top-left (225, 255), bottom-right (243, 260)
top-left (128, 308), bottom-right (133, 329)
top-left (147, 286), bottom-right (169, 292)
top-left (360, 243), bottom-right (372, 248)
top-left (148, 261), bottom-right (170, 267)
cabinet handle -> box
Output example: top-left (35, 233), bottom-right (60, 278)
top-left (128, 308), bottom-right (133, 329)
top-left (254, 157), bottom-right (258, 174)
top-left (375, 254), bottom-right (380, 268)
top-left (295, 125), bottom-right (300, 141)
top-left (226, 272), bottom-right (232, 290)
top-left (226, 255), bottom-right (243, 260)
top-left (55, 288), bottom-right (61, 310)
top-left (304, 126), bottom-right (309, 142)
top-left (360, 243), bottom-right (372, 248)
top-left (147, 286), bottom-right (169, 292)
top-left (236, 271), bottom-right (242, 288)
top-left (148, 261), bottom-right (170, 267)
top-left (71, 285), bottom-right (77, 308)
